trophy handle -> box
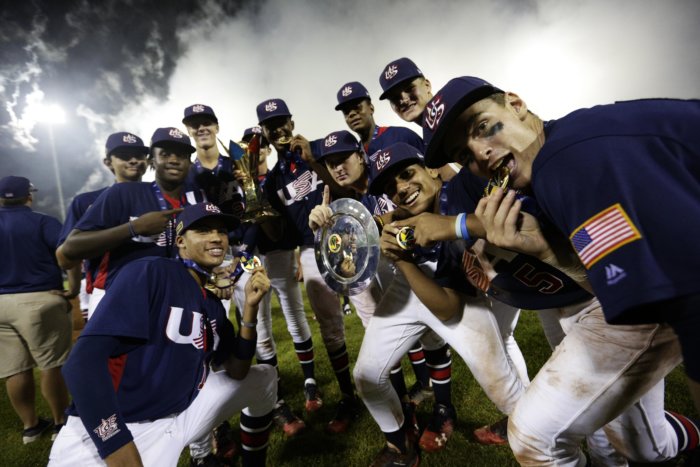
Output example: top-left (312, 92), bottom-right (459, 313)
top-left (233, 135), bottom-right (279, 224)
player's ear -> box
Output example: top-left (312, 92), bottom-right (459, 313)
top-left (103, 156), bottom-right (116, 174)
top-left (506, 92), bottom-right (528, 120)
top-left (423, 78), bottom-right (432, 94)
top-left (176, 234), bottom-right (186, 249)
top-left (426, 167), bottom-right (440, 179)
top-left (289, 119), bottom-right (295, 132)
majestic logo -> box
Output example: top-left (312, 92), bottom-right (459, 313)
top-left (341, 85), bottom-right (353, 97)
top-left (94, 414), bottom-right (121, 442)
top-left (324, 134), bottom-right (338, 147)
top-left (424, 96), bottom-right (445, 130)
top-left (192, 104), bottom-right (205, 113)
top-left (384, 65), bottom-right (398, 80)
top-left (169, 128), bottom-right (185, 139)
top-left (375, 151), bottom-right (391, 171)
top-left (265, 101), bottom-right (278, 112)
top-left (605, 264), bottom-right (627, 285)
top-left (122, 133), bottom-right (137, 144)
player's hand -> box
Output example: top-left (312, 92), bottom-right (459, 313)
top-left (245, 267), bottom-right (270, 307)
top-left (131, 208), bottom-right (184, 237)
top-left (232, 169), bottom-right (251, 187)
top-left (379, 224), bottom-right (413, 263)
top-left (207, 261), bottom-right (239, 300)
top-left (290, 135), bottom-right (313, 162)
top-left (475, 188), bottom-right (551, 259)
top-left (309, 185), bottom-right (333, 232)
top-left (295, 253), bottom-right (304, 282)
top-left (392, 212), bottom-right (457, 247)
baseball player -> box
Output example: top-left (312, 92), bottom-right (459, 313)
top-left (56, 131), bottom-right (149, 321)
top-left (309, 130), bottom-right (459, 452)
top-left (57, 127), bottom-right (203, 312)
top-left (333, 81), bottom-right (443, 406)
top-left (420, 76), bottom-right (700, 465)
top-left (349, 142), bottom-right (530, 466)
top-left (48, 202), bottom-right (277, 467)
top-left (0, 176), bottom-right (73, 444)
top-left (377, 57), bottom-right (461, 182)
top-left (227, 126), bottom-right (320, 440)
top-left (257, 98), bottom-right (361, 433)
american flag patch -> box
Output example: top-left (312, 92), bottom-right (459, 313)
top-left (570, 204), bottom-right (642, 269)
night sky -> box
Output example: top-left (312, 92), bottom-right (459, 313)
top-left (1, 0), bottom-right (698, 220)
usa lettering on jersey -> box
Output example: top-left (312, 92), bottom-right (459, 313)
top-left (276, 170), bottom-right (322, 206)
top-left (165, 306), bottom-right (220, 351)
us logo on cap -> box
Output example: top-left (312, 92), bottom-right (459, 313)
top-left (324, 134), bottom-right (338, 147)
top-left (375, 151), bottom-right (391, 171)
top-left (123, 134), bottom-right (137, 144)
top-left (341, 86), bottom-right (353, 97)
top-left (425, 96), bottom-right (445, 130)
top-left (192, 104), bottom-right (205, 113)
top-left (384, 65), bottom-right (398, 80)
top-left (205, 203), bottom-right (221, 213)
top-left (169, 128), bottom-right (185, 138)
top-left (265, 101), bottom-right (277, 112)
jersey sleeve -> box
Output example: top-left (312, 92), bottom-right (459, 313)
top-left (534, 135), bottom-right (700, 320)
top-left (74, 185), bottom-right (128, 232)
top-left (433, 241), bottom-right (477, 296)
top-left (83, 259), bottom-right (162, 340)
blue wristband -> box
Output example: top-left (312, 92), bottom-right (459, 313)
top-left (234, 335), bottom-right (256, 360)
top-left (460, 214), bottom-right (470, 242)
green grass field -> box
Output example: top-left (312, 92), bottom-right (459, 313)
top-left (1, 293), bottom-right (697, 466)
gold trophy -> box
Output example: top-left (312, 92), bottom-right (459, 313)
top-left (220, 134), bottom-right (279, 224)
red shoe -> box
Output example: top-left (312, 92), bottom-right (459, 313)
top-left (304, 380), bottom-right (323, 413)
top-left (473, 416), bottom-right (508, 445)
top-left (419, 403), bottom-right (456, 453)
top-left (326, 396), bottom-right (359, 434)
top-left (272, 401), bottom-right (306, 437)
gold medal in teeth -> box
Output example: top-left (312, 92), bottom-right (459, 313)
top-left (484, 164), bottom-right (511, 197)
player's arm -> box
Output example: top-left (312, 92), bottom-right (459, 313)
top-left (62, 334), bottom-right (143, 463)
top-left (380, 224), bottom-right (465, 321)
top-left (220, 267), bottom-right (271, 380)
top-left (392, 212), bottom-right (486, 247)
top-left (476, 188), bottom-right (593, 293)
top-left (308, 185), bottom-right (333, 233)
top-left (59, 208), bottom-right (183, 262)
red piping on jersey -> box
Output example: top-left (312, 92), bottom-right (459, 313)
top-left (93, 251), bottom-right (111, 290)
top-left (363, 126), bottom-right (389, 154)
top-left (108, 354), bottom-right (128, 391)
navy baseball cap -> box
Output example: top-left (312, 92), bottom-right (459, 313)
top-left (0, 176), bottom-right (37, 199)
top-left (256, 99), bottom-right (292, 124)
top-left (175, 202), bottom-right (239, 236)
top-left (182, 104), bottom-right (218, 125)
top-left (422, 76), bottom-right (502, 168)
top-left (241, 126), bottom-right (262, 142)
top-left (367, 142), bottom-right (425, 195)
top-left (150, 127), bottom-right (196, 154)
top-left (335, 81), bottom-right (371, 110)
top-left (378, 57), bottom-right (424, 100)
top-left (317, 130), bottom-right (361, 161)
top-left (105, 132), bottom-right (148, 157)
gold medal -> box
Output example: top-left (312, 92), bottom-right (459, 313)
top-left (484, 165), bottom-right (511, 197)
top-left (396, 226), bottom-right (416, 250)
top-left (328, 233), bottom-right (342, 253)
top-left (241, 255), bottom-right (262, 273)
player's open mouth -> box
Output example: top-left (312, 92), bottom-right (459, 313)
top-left (208, 248), bottom-right (224, 257)
top-left (402, 189), bottom-right (420, 206)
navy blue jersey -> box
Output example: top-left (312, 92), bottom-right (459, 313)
top-left (263, 147), bottom-right (324, 247)
top-left (444, 169), bottom-right (592, 309)
top-left (0, 206), bottom-right (63, 293)
top-left (532, 98), bottom-right (700, 322)
top-left (73, 182), bottom-right (204, 289)
top-left (67, 257), bottom-right (235, 422)
top-left (58, 187), bottom-right (108, 292)
top-left (185, 154), bottom-right (245, 218)
top-left (365, 126), bottom-right (424, 156)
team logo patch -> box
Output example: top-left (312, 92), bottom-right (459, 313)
top-left (94, 414), bottom-right (121, 442)
top-left (252, 126), bottom-right (261, 134)
top-left (385, 65), bottom-right (398, 80)
top-left (265, 101), bottom-right (277, 112)
top-left (424, 96), bottom-right (445, 130)
top-left (324, 134), bottom-right (338, 147)
top-left (341, 85), bottom-right (353, 97)
top-left (122, 133), bottom-right (137, 144)
top-left (169, 128), bottom-right (185, 139)
top-left (192, 104), bottom-right (205, 113)
top-left (328, 233), bottom-right (342, 253)
top-left (570, 203), bottom-right (642, 269)
top-left (205, 203), bottom-right (220, 213)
